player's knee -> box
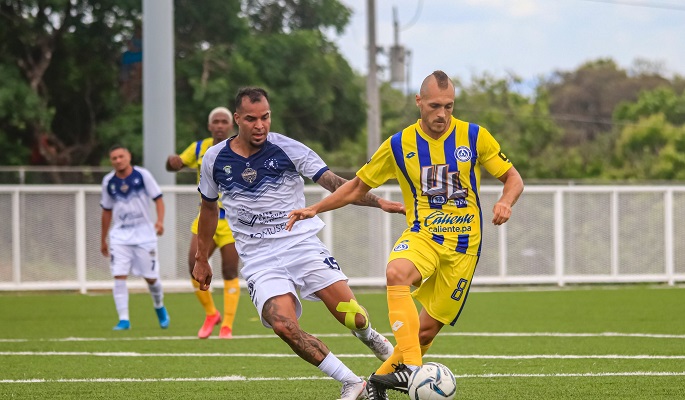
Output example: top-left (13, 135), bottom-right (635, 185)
top-left (220, 262), bottom-right (239, 279)
top-left (336, 299), bottom-right (369, 330)
top-left (270, 318), bottom-right (299, 340)
top-left (385, 265), bottom-right (411, 285)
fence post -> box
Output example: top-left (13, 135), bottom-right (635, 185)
top-left (610, 191), bottom-right (619, 278)
top-left (75, 189), bottom-right (87, 294)
top-left (12, 190), bottom-right (21, 286)
top-left (554, 189), bottom-right (565, 286)
top-left (664, 189), bottom-right (674, 286)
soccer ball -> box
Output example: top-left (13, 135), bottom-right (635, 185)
top-left (407, 362), bottom-right (457, 400)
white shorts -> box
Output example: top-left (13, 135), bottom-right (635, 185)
top-left (109, 242), bottom-right (160, 279)
top-left (243, 236), bottom-right (348, 328)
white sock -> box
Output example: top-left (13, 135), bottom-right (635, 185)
top-left (147, 280), bottom-right (164, 308)
top-left (113, 279), bottom-right (129, 321)
top-left (353, 324), bottom-right (373, 340)
top-left (317, 352), bottom-right (361, 384)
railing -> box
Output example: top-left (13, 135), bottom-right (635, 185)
top-left (1, 184), bottom-right (684, 292)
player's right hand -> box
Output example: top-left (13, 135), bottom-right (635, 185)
top-left (192, 260), bottom-right (213, 291)
top-left (286, 208), bottom-right (316, 231)
top-left (101, 242), bottom-right (109, 257)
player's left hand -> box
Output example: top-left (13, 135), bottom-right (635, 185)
top-left (379, 199), bottom-right (406, 215)
top-left (192, 259), bottom-right (213, 291)
top-left (286, 208), bottom-right (317, 231)
top-left (492, 201), bottom-right (512, 225)
top-left (155, 221), bottom-right (164, 236)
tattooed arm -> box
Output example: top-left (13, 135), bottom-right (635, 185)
top-left (287, 172), bottom-right (404, 231)
top-left (315, 170), bottom-right (386, 208)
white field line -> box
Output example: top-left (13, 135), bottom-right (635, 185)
top-left (1, 351), bottom-right (684, 359)
top-left (1, 331), bottom-right (684, 343)
top-left (2, 371), bottom-right (685, 384)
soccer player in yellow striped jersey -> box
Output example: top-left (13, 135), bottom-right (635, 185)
top-left (286, 70), bottom-right (524, 398)
top-left (166, 107), bottom-right (241, 339)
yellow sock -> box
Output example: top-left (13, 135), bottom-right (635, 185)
top-left (382, 285), bottom-right (421, 370)
top-left (221, 278), bottom-right (240, 329)
top-left (376, 341), bottom-right (433, 374)
top-left (191, 278), bottom-right (217, 316)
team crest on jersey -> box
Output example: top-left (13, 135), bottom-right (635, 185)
top-left (242, 166), bottom-right (257, 183)
top-left (393, 240), bottom-right (409, 252)
top-left (430, 195), bottom-right (447, 206)
top-left (223, 165), bottom-right (232, 175)
top-left (455, 146), bottom-right (472, 162)
top-left (120, 183), bottom-right (129, 193)
top-left (264, 158), bottom-right (278, 169)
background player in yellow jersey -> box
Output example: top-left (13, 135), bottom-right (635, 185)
top-left (287, 70), bottom-right (524, 399)
top-left (166, 107), bottom-right (241, 339)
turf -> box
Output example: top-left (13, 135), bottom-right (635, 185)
top-left (1, 285), bottom-right (683, 399)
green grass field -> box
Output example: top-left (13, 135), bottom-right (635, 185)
top-left (1, 285), bottom-right (684, 399)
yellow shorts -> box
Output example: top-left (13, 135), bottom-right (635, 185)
top-left (388, 230), bottom-right (478, 326)
top-left (190, 210), bottom-right (235, 248)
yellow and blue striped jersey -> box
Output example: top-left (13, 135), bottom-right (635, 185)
top-left (357, 116), bottom-right (512, 256)
top-left (180, 137), bottom-right (225, 211)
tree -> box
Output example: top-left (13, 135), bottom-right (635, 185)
top-left (609, 87), bottom-right (685, 179)
top-left (0, 0), bottom-right (141, 165)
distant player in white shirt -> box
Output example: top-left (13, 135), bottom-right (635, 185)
top-left (100, 145), bottom-right (170, 331)
top-left (193, 87), bottom-right (406, 400)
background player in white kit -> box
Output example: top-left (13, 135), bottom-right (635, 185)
top-left (193, 87), bottom-right (405, 400)
top-left (101, 145), bottom-right (170, 331)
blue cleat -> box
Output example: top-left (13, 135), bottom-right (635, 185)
top-left (155, 306), bottom-right (170, 329)
top-left (113, 320), bottom-right (130, 330)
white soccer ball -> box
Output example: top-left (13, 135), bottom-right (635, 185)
top-left (407, 362), bottom-right (457, 400)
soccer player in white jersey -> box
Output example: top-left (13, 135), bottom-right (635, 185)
top-left (193, 87), bottom-right (405, 400)
top-left (100, 145), bottom-right (170, 331)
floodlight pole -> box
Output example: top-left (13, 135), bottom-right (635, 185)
top-left (143, 0), bottom-right (176, 274)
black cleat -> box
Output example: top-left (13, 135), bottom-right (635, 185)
top-left (364, 375), bottom-right (389, 400)
top-left (369, 363), bottom-right (412, 394)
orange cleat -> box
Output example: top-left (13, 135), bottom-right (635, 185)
top-left (219, 326), bottom-right (233, 339)
top-left (197, 311), bottom-right (221, 339)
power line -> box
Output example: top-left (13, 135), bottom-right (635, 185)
top-left (400, 0), bottom-right (423, 31)
top-left (578, 0), bottom-right (685, 11)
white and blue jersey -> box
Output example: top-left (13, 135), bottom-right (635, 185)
top-left (198, 132), bottom-right (329, 274)
top-left (100, 166), bottom-right (163, 245)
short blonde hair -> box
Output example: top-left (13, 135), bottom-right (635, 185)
top-left (208, 107), bottom-right (233, 124)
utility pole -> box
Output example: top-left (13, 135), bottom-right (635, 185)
top-left (366, 0), bottom-right (381, 160)
top-left (366, 0), bottom-right (387, 276)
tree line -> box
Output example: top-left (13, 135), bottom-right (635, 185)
top-left (1, 0), bottom-right (684, 181)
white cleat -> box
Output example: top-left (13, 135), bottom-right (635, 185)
top-left (352, 329), bottom-right (394, 361)
top-left (339, 378), bottom-right (367, 400)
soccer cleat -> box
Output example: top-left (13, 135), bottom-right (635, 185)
top-left (338, 377), bottom-right (366, 400)
top-left (155, 306), bottom-right (170, 329)
top-left (113, 320), bottom-right (130, 330)
top-left (219, 326), bottom-right (233, 339)
top-left (197, 311), bottom-right (221, 339)
top-left (369, 363), bottom-right (412, 394)
top-left (352, 329), bottom-right (394, 361)
top-left (364, 376), bottom-right (388, 400)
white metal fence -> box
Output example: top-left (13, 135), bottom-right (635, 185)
top-left (1, 184), bottom-right (684, 292)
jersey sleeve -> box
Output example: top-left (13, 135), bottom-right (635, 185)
top-left (138, 167), bottom-right (163, 200)
top-left (477, 126), bottom-right (513, 179)
top-left (356, 138), bottom-right (396, 188)
top-left (272, 133), bottom-right (328, 181)
top-left (100, 174), bottom-right (113, 210)
top-left (198, 145), bottom-right (220, 202)
top-left (179, 141), bottom-right (199, 168)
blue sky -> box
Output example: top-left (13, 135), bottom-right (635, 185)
top-left (329, 0), bottom-right (685, 92)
